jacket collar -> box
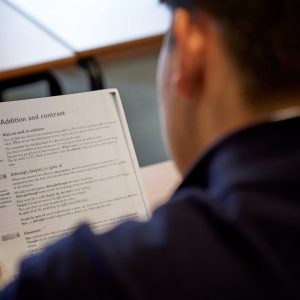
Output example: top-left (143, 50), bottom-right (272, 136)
top-left (178, 116), bottom-right (300, 199)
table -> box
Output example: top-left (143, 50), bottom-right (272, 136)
top-left (1, 0), bottom-right (170, 95)
top-left (5, 0), bottom-right (170, 90)
top-left (0, 1), bottom-right (75, 81)
top-left (0, 0), bottom-right (76, 100)
top-left (6, 0), bottom-right (171, 60)
top-left (141, 160), bottom-right (181, 211)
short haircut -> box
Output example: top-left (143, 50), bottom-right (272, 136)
top-left (160, 0), bottom-right (300, 99)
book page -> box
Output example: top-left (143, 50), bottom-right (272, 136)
top-left (0, 89), bottom-right (149, 285)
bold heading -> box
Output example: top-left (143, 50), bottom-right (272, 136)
top-left (0, 111), bottom-right (66, 125)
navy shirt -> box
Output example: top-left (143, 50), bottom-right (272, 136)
top-left (1, 117), bottom-right (300, 299)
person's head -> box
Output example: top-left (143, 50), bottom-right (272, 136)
top-left (157, 0), bottom-right (300, 175)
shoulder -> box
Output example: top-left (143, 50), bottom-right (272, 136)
top-left (92, 187), bottom-right (258, 298)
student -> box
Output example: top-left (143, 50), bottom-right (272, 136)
top-left (1, 0), bottom-right (300, 299)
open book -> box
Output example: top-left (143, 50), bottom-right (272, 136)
top-left (0, 89), bottom-right (149, 286)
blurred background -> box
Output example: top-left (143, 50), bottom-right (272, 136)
top-left (0, 0), bottom-right (171, 166)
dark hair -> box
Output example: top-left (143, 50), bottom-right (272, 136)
top-left (160, 0), bottom-right (300, 98)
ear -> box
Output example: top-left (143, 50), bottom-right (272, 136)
top-left (171, 9), bottom-right (206, 98)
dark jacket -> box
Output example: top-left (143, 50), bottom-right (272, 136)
top-left (1, 117), bottom-right (300, 300)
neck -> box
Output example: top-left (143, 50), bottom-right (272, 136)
top-left (185, 92), bottom-right (300, 176)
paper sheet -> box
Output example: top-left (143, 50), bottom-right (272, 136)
top-left (0, 89), bottom-right (149, 283)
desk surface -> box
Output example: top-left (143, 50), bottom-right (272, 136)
top-left (141, 160), bottom-right (181, 211)
top-left (6, 0), bottom-right (171, 59)
top-left (0, 1), bottom-right (75, 81)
